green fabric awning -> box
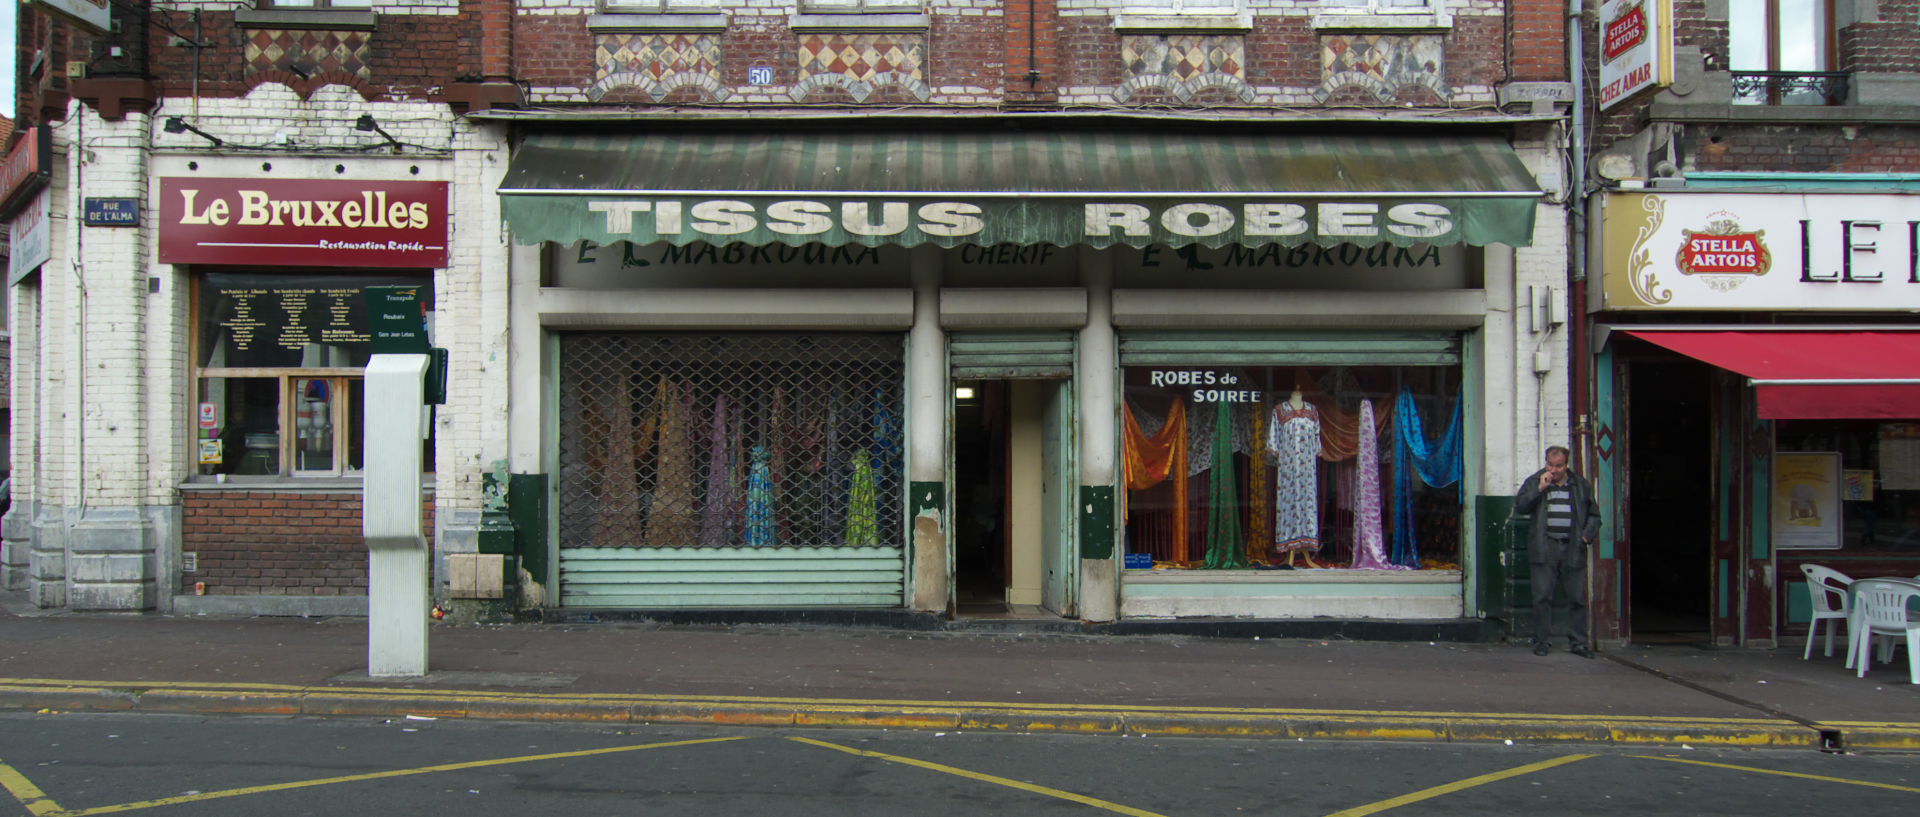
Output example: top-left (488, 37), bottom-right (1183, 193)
top-left (499, 130), bottom-right (1541, 249)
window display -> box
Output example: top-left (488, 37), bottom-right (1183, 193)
top-left (194, 273), bottom-right (433, 478)
top-left (557, 333), bottom-right (906, 549)
top-left (1776, 420), bottom-right (1920, 551)
top-left (1123, 366), bottom-right (1463, 571)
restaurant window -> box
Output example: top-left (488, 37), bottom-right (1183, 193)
top-left (194, 272), bottom-right (431, 478)
top-left (1123, 365), bottom-right (1463, 571)
top-left (557, 333), bottom-right (905, 549)
top-left (1774, 421), bottom-right (1920, 552)
top-left (1729, 0), bottom-right (1840, 105)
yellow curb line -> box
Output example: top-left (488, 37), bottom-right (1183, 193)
top-left (0, 677), bottom-right (1839, 747)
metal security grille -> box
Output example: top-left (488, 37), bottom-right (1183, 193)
top-left (558, 333), bottom-right (907, 550)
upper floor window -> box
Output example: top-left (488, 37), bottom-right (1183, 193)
top-left (1321, 0), bottom-right (1433, 13)
top-left (258, 0), bottom-right (373, 7)
top-left (600, 0), bottom-right (720, 11)
top-left (1118, 0), bottom-right (1245, 14)
top-left (1730, 0), bottom-right (1842, 104)
top-left (801, 0), bottom-right (920, 11)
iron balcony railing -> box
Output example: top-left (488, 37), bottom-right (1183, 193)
top-left (1732, 70), bottom-right (1850, 106)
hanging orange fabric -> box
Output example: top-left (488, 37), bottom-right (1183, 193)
top-left (1123, 399), bottom-right (1189, 563)
top-left (1246, 403), bottom-right (1271, 565)
top-left (1315, 396), bottom-right (1392, 462)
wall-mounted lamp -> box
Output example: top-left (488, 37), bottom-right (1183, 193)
top-left (356, 114), bottom-right (403, 153)
top-left (162, 117), bottom-right (222, 147)
top-left (954, 386), bottom-right (976, 400)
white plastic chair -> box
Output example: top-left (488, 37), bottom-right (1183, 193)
top-left (1801, 565), bottom-right (1853, 659)
top-left (1851, 580), bottom-right (1920, 684)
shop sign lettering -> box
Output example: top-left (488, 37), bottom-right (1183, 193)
top-left (159, 178), bottom-right (450, 268)
top-left (584, 198), bottom-right (1461, 243)
top-left (1597, 0), bottom-right (1669, 109)
top-left (1149, 370), bottom-right (1263, 403)
top-left (1601, 191), bottom-right (1920, 311)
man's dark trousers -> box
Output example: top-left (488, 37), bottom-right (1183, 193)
top-left (1531, 538), bottom-right (1589, 650)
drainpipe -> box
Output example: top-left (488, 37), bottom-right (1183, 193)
top-left (1567, 0), bottom-right (1591, 474)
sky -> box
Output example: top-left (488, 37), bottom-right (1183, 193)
top-left (2, 0), bottom-right (14, 119)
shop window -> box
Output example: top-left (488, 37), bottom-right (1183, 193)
top-left (557, 333), bottom-right (905, 549)
top-left (1123, 366), bottom-right (1462, 571)
top-left (1775, 421), bottom-right (1920, 552)
top-left (194, 272), bottom-right (433, 479)
top-left (1729, 0), bottom-right (1843, 105)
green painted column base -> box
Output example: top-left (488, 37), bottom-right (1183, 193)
top-left (1079, 485), bottom-right (1115, 559)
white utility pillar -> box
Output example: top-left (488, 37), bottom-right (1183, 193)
top-left (364, 353), bottom-right (431, 677)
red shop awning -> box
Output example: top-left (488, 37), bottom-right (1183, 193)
top-left (1623, 330), bottom-right (1920, 420)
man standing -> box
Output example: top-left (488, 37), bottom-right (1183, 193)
top-left (1514, 445), bottom-right (1603, 658)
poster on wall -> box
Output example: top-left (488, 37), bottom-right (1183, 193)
top-left (1773, 452), bottom-right (1842, 550)
top-left (8, 190), bottom-right (51, 286)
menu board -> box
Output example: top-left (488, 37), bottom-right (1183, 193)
top-left (198, 273), bottom-right (431, 369)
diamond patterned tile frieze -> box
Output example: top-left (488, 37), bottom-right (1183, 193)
top-left (796, 34), bottom-right (924, 86)
top-left (244, 29), bottom-right (369, 81)
top-left (1121, 35), bottom-right (1244, 81)
top-left (595, 33), bottom-right (723, 85)
top-left (1319, 34), bottom-right (1444, 100)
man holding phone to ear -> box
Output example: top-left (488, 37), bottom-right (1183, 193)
top-left (1515, 445), bottom-right (1603, 658)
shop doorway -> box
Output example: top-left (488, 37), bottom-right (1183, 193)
top-left (953, 379), bottom-right (1075, 618)
top-left (1626, 360), bottom-right (1716, 644)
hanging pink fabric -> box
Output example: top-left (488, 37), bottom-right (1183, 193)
top-left (1349, 399), bottom-right (1407, 570)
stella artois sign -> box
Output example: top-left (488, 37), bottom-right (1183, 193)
top-left (1597, 0), bottom-right (1672, 110)
top-left (1602, 2), bottom-right (1647, 62)
top-left (1599, 191), bottom-right (1920, 311)
top-left (1676, 215), bottom-right (1771, 287)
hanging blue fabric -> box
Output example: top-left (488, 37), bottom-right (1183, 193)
top-left (745, 445), bottom-right (775, 547)
top-left (1390, 389), bottom-right (1463, 567)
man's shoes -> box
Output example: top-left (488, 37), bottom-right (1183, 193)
top-left (1532, 643), bottom-right (1551, 657)
top-left (1570, 645), bottom-right (1595, 659)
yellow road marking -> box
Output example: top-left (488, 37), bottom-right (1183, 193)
top-left (3, 736), bottom-right (743, 817)
top-left (1632, 755), bottom-right (1920, 794)
top-left (1320, 754), bottom-right (1595, 817)
top-left (0, 760), bottom-right (66, 817)
top-left (789, 736), bottom-right (1171, 817)
top-left (0, 677), bottom-right (1811, 727)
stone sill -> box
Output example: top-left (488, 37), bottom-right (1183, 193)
top-left (1124, 568), bottom-right (1462, 584)
top-left (587, 12), bottom-right (727, 32)
top-left (790, 11), bottom-right (929, 31)
top-left (1649, 101), bottom-right (1920, 125)
top-left (1310, 10), bottom-right (1452, 31)
top-left (1113, 13), bottom-right (1253, 33)
top-left (233, 8), bottom-right (377, 31)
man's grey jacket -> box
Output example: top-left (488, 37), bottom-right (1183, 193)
top-left (1513, 469), bottom-right (1603, 563)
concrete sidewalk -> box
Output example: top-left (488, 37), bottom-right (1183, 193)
top-left (2, 591), bottom-right (1916, 750)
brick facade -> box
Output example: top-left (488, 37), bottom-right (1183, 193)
top-left (181, 491), bottom-right (436, 596)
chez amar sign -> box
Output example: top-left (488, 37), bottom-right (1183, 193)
top-left (159, 178), bottom-right (450, 268)
top-left (1599, 191), bottom-right (1920, 311)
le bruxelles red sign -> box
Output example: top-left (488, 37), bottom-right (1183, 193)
top-left (158, 177), bottom-right (449, 268)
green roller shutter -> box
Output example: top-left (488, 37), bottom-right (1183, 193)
top-left (951, 332), bottom-right (1077, 379)
top-left (1118, 331), bottom-right (1459, 366)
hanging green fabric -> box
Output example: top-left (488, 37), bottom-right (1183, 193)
top-left (846, 455), bottom-right (879, 546)
top-left (1203, 400), bottom-right (1248, 569)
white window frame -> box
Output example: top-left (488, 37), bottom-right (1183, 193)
top-left (1310, 0), bottom-right (1452, 31)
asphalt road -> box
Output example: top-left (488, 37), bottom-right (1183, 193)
top-left (1, 712), bottom-right (1917, 817)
